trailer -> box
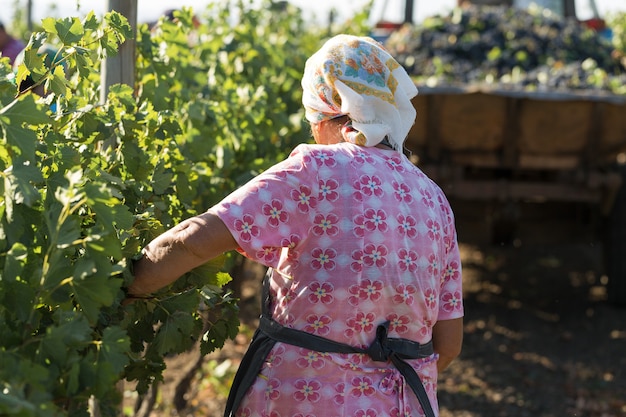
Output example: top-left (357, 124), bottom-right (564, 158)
top-left (406, 86), bottom-right (626, 305)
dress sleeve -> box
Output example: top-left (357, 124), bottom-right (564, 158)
top-left (210, 145), bottom-right (319, 268)
top-left (436, 190), bottom-right (464, 321)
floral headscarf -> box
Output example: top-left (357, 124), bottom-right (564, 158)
top-left (301, 34), bottom-right (418, 151)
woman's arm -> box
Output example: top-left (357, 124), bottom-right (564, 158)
top-left (127, 210), bottom-right (238, 297)
top-left (432, 317), bottom-right (464, 372)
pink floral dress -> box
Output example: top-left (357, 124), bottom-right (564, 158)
top-left (212, 142), bottom-right (463, 417)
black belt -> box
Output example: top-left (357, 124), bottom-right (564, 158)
top-left (224, 272), bottom-right (436, 417)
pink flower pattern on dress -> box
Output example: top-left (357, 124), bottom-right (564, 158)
top-left (362, 208), bottom-right (388, 232)
top-left (426, 219), bottom-right (442, 241)
top-left (348, 279), bottom-right (383, 304)
top-left (392, 181), bottom-right (413, 204)
top-left (319, 179), bottom-right (339, 202)
top-left (397, 249), bottom-right (418, 272)
top-left (443, 260), bottom-right (461, 282)
top-left (213, 144), bottom-right (463, 417)
top-left (350, 376), bottom-right (376, 397)
top-left (296, 349), bottom-right (327, 369)
top-left (427, 254), bottom-right (440, 277)
top-left (339, 354), bottom-right (364, 372)
top-left (350, 249), bottom-right (364, 273)
top-left (352, 149), bottom-right (375, 165)
top-left (293, 379), bottom-right (322, 403)
top-left (236, 407), bottom-right (251, 417)
top-left (396, 214), bottom-right (418, 238)
top-left (303, 314), bottom-right (332, 336)
top-left (234, 214), bottom-right (260, 242)
top-left (424, 288), bottom-right (437, 309)
top-left (393, 284), bottom-right (417, 305)
top-left (333, 382), bottom-right (346, 405)
top-left (291, 185), bottom-right (317, 213)
top-left (353, 175), bottom-right (383, 201)
top-left (308, 282), bottom-right (334, 304)
top-left (353, 214), bottom-right (367, 237)
top-left (263, 199), bottom-right (288, 227)
top-left (345, 312), bottom-right (376, 338)
top-left (385, 155), bottom-right (405, 172)
top-left (441, 290), bottom-right (463, 313)
top-left (264, 379), bottom-right (281, 400)
top-left (355, 409), bottom-right (378, 417)
top-left (310, 248), bottom-right (337, 270)
top-left (312, 213), bottom-right (340, 236)
top-left (387, 313), bottom-right (410, 334)
top-left (420, 188), bottom-right (435, 209)
top-left (278, 286), bottom-right (297, 308)
top-left (313, 149), bottom-right (337, 167)
top-left (363, 244), bottom-right (388, 267)
top-left (266, 344), bottom-right (285, 367)
top-left (256, 247), bottom-right (279, 263)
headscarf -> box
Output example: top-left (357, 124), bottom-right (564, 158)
top-left (301, 34), bottom-right (418, 151)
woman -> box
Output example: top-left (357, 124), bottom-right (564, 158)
top-left (129, 34), bottom-right (463, 417)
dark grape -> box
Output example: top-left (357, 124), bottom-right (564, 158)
top-left (386, 5), bottom-right (625, 93)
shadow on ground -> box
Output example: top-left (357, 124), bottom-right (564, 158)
top-left (439, 199), bottom-right (626, 417)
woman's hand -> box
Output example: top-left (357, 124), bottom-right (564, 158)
top-left (432, 317), bottom-right (464, 372)
top-left (127, 211), bottom-right (238, 297)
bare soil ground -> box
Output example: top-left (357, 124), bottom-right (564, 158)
top-left (128, 200), bottom-right (626, 417)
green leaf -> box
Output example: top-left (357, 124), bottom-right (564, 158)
top-left (74, 47), bottom-right (93, 78)
top-left (41, 17), bottom-right (60, 36)
top-left (85, 233), bottom-right (123, 260)
top-left (0, 94), bottom-right (50, 125)
top-left (85, 182), bottom-right (134, 232)
top-left (5, 162), bottom-right (43, 207)
top-left (0, 392), bottom-right (38, 417)
top-left (52, 212), bottom-right (81, 249)
top-left (16, 32), bottom-right (47, 81)
top-left (0, 124), bottom-right (37, 161)
top-left (151, 160), bottom-right (173, 195)
top-left (48, 65), bottom-right (68, 96)
top-left (72, 268), bottom-right (121, 323)
top-left (3, 242), bottom-right (28, 282)
top-left (40, 314), bottom-right (91, 363)
top-left (2, 280), bottom-right (36, 324)
top-left (82, 11), bottom-right (99, 31)
top-left (200, 297), bottom-right (240, 355)
top-left (105, 11), bottom-right (133, 39)
top-left (152, 310), bottom-right (197, 354)
top-left (52, 17), bottom-right (84, 45)
top-left (99, 326), bottom-right (130, 375)
top-left (66, 361), bottom-right (81, 396)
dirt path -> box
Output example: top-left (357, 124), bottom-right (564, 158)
top-left (440, 242), bottom-right (626, 417)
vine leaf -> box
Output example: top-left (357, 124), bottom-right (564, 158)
top-left (72, 270), bottom-right (121, 323)
top-left (100, 326), bottom-right (131, 375)
top-left (0, 95), bottom-right (49, 125)
top-left (152, 310), bottom-right (197, 354)
top-left (42, 17), bottom-right (84, 45)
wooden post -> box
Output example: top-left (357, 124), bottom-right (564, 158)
top-left (27, 0), bottom-right (33, 32)
top-left (404, 0), bottom-right (414, 24)
top-left (100, 0), bottom-right (137, 104)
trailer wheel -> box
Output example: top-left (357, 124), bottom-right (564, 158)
top-left (605, 165), bottom-right (626, 307)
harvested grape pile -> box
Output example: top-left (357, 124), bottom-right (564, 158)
top-left (386, 5), bottom-right (626, 93)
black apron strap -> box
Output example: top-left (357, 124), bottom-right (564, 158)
top-left (224, 269), bottom-right (276, 417)
top-left (224, 328), bottom-right (275, 417)
top-left (224, 269), bottom-right (436, 417)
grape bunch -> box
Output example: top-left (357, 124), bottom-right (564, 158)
top-left (385, 5), bottom-right (626, 94)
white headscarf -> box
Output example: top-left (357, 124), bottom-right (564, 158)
top-left (301, 34), bottom-right (418, 151)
